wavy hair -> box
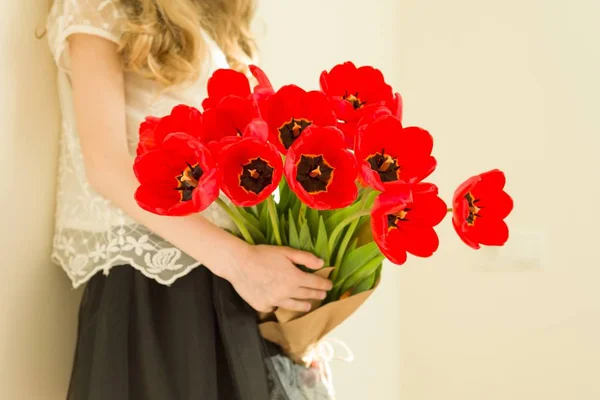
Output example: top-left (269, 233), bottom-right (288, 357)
top-left (117, 0), bottom-right (257, 86)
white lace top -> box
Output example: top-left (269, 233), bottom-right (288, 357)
top-left (47, 0), bottom-right (236, 288)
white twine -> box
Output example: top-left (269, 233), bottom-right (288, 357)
top-left (301, 338), bottom-right (355, 397)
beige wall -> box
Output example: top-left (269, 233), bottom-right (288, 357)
top-left (395, 1), bottom-right (599, 399)
top-left (0, 1), bottom-right (80, 398)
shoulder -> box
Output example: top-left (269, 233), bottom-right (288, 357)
top-left (47, 0), bottom-right (125, 72)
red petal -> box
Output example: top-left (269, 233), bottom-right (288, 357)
top-left (203, 69), bottom-right (251, 110)
top-left (405, 185), bottom-right (447, 226)
top-left (191, 167), bottom-right (221, 212)
top-left (452, 215), bottom-right (481, 249)
top-left (249, 65), bottom-right (273, 93)
top-left (137, 116), bottom-right (161, 156)
top-left (396, 127), bottom-right (434, 159)
top-left (133, 150), bottom-right (176, 185)
top-left (393, 93), bottom-right (403, 121)
top-left (477, 190), bottom-right (514, 220)
top-left (471, 218), bottom-right (510, 247)
top-left (135, 183), bottom-right (193, 216)
top-left (242, 118), bottom-right (269, 142)
top-left (359, 162), bottom-right (386, 192)
top-left (452, 175), bottom-right (480, 206)
top-left (395, 224), bottom-right (440, 258)
top-left (371, 214), bottom-right (408, 266)
top-left (304, 90), bottom-right (337, 126)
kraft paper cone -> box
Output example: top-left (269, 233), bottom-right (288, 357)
top-left (259, 276), bottom-right (377, 364)
top-left (274, 267), bottom-right (335, 324)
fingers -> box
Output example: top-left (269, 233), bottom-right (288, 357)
top-left (277, 298), bottom-right (312, 312)
top-left (282, 247), bottom-right (325, 270)
top-left (293, 287), bottom-right (327, 301)
top-left (298, 270), bottom-right (333, 291)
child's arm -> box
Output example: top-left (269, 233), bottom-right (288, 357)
top-left (67, 34), bottom-right (332, 312)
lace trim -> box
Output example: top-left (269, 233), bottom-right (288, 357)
top-left (51, 227), bottom-right (205, 289)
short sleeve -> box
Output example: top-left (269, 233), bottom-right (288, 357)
top-left (47, 0), bottom-right (124, 73)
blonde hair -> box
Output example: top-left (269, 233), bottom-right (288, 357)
top-left (117, 0), bottom-right (257, 86)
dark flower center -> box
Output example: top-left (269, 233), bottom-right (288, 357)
top-left (278, 118), bottom-right (312, 149)
top-left (296, 155), bottom-right (334, 194)
top-left (367, 149), bottom-right (401, 183)
top-left (465, 192), bottom-right (482, 226)
top-left (387, 208), bottom-right (411, 230)
top-left (343, 90), bottom-right (366, 110)
top-left (175, 162), bottom-right (204, 202)
top-left (239, 157), bottom-right (274, 195)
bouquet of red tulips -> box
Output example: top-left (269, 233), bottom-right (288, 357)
top-left (133, 62), bottom-right (514, 364)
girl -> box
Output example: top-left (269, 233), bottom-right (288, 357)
top-left (46, 0), bottom-right (333, 398)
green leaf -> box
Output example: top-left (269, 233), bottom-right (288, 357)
top-left (259, 201), bottom-right (269, 233)
top-left (335, 241), bottom-right (381, 285)
top-left (291, 200), bottom-right (301, 223)
top-left (341, 256), bottom-right (384, 294)
top-left (353, 215), bottom-right (373, 246)
top-left (237, 207), bottom-right (261, 230)
top-left (351, 272), bottom-right (376, 295)
top-left (298, 220), bottom-right (313, 253)
top-left (342, 238), bottom-right (358, 264)
top-left (266, 212), bottom-right (273, 244)
top-left (372, 262), bottom-right (383, 287)
top-left (277, 178), bottom-right (295, 214)
top-left (279, 213), bottom-right (288, 246)
top-left (245, 222), bottom-right (267, 244)
top-left (307, 207), bottom-right (320, 238)
top-left (324, 200), bottom-right (362, 234)
top-left (287, 209), bottom-right (301, 250)
top-left (314, 216), bottom-right (331, 265)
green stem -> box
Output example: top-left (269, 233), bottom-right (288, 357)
top-left (298, 203), bottom-right (308, 226)
top-left (327, 211), bottom-right (370, 255)
top-left (447, 208), bottom-right (453, 212)
top-left (333, 218), bottom-right (362, 268)
top-left (216, 198), bottom-right (255, 245)
top-left (267, 196), bottom-right (283, 246)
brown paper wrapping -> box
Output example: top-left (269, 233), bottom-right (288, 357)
top-left (258, 268), bottom-right (377, 364)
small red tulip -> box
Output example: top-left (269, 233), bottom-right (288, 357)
top-left (320, 62), bottom-right (402, 147)
top-left (202, 66), bottom-right (274, 110)
top-left (284, 126), bottom-right (358, 210)
top-left (356, 114), bottom-right (436, 191)
top-left (218, 135), bottom-right (283, 207)
top-left (371, 183), bottom-right (447, 265)
top-left (134, 133), bottom-right (220, 216)
top-left (264, 85), bottom-right (337, 154)
top-left (137, 105), bottom-right (203, 156)
top-left (452, 169), bottom-right (513, 249)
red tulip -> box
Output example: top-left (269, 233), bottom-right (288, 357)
top-left (452, 169), bottom-right (513, 249)
top-left (264, 85), bottom-right (337, 154)
top-left (356, 114), bottom-right (436, 191)
top-left (320, 62), bottom-right (402, 146)
top-left (371, 183), bottom-right (447, 265)
top-left (137, 105), bottom-right (203, 156)
top-left (134, 133), bottom-right (220, 216)
top-left (284, 126), bottom-right (358, 210)
top-left (202, 66), bottom-right (274, 110)
top-left (201, 95), bottom-right (260, 145)
top-left (218, 135), bottom-right (283, 207)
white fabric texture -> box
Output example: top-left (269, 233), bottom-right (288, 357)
top-left (46, 0), bottom-right (236, 288)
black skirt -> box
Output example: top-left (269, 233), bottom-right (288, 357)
top-left (67, 265), bottom-right (288, 400)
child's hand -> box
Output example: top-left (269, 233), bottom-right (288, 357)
top-left (229, 245), bottom-right (333, 313)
